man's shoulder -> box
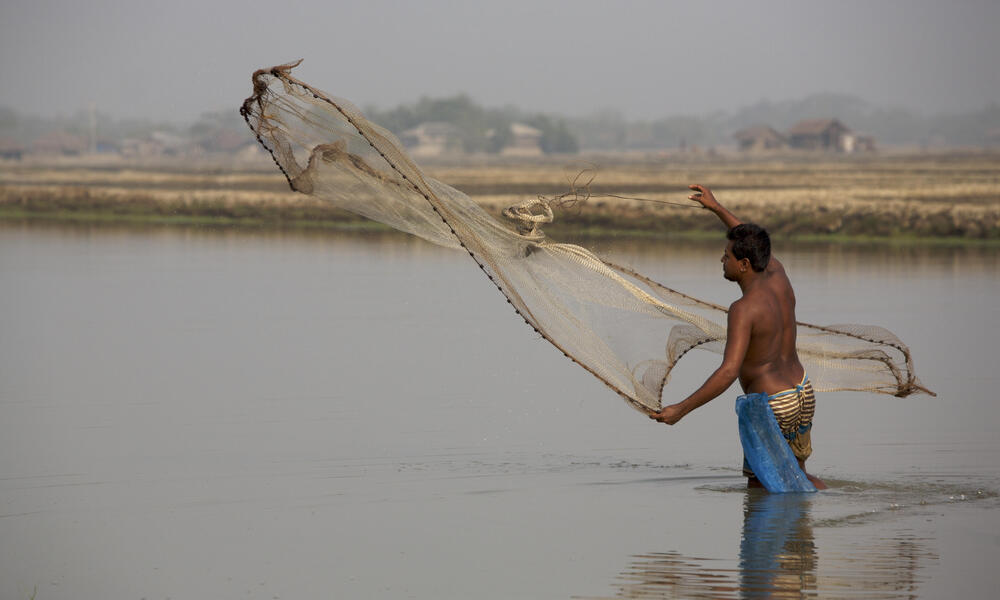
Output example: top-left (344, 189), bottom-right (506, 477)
top-left (731, 287), bottom-right (775, 318)
top-left (765, 259), bottom-right (796, 298)
top-left (767, 256), bottom-right (785, 273)
top-left (728, 295), bottom-right (756, 316)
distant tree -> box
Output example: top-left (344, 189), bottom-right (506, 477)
top-left (0, 106), bottom-right (17, 131)
top-left (487, 123), bottom-right (513, 153)
top-left (527, 115), bottom-right (579, 153)
top-left (566, 109), bottom-right (628, 150)
top-left (929, 103), bottom-right (1000, 146)
top-left (186, 110), bottom-right (252, 152)
top-left (190, 110), bottom-right (245, 137)
top-left (365, 95), bottom-right (573, 154)
top-left (647, 116), bottom-right (708, 149)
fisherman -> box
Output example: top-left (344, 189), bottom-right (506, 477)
top-left (650, 185), bottom-right (826, 490)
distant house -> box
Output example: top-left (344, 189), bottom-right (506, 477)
top-left (400, 122), bottom-right (463, 157)
top-left (786, 119), bottom-right (851, 151)
top-left (121, 137), bottom-right (161, 158)
top-left (841, 132), bottom-right (876, 153)
top-left (199, 129), bottom-right (253, 153)
top-left (734, 125), bottom-right (786, 152)
top-left (149, 131), bottom-right (188, 155)
top-left (94, 139), bottom-right (121, 154)
top-left (234, 143), bottom-right (269, 163)
top-left (121, 131), bottom-right (191, 158)
top-left (0, 137), bottom-right (26, 160)
top-left (501, 122), bottom-right (543, 157)
top-left (32, 130), bottom-right (87, 156)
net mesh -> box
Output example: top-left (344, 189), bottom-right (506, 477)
top-left (240, 61), bottom-right (933, 414)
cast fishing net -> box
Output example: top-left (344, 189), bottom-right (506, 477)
top-left (240, 61), bottom-right (932, 414)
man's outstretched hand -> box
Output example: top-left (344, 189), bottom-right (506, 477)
top-left (650, 403), bottom-right (686, 425)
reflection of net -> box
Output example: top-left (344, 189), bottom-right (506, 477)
top-left (241, 61), bottom-right (933, 414)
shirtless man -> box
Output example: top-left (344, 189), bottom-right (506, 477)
top-left (650, 185), bottom-right (826, 490)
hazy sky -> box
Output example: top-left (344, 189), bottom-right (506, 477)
top-left (1, 0), bottom-right (997, 123)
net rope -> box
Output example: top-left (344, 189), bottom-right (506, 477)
top-left (241, 61), bottom-right (933, 414)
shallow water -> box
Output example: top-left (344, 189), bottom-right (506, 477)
top-left (1, 223), bottom-right (998, 599)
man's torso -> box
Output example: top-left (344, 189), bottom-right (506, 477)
top-left (737, 258), bottom-right (805, 395)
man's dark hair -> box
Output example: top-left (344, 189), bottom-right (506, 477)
top-left (727, 223), bottom-right (771, 272)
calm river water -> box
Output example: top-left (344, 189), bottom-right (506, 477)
top-left (1, 222), bottom-right (998, 599)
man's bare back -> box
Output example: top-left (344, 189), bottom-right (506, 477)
top-left (729, 254), bottom-right (805, 396)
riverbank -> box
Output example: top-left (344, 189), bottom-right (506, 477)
top-left (2, 152), bottom-right (997, 242)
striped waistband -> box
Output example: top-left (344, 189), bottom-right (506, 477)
top-left (768, 372), bottom-right (809, 401)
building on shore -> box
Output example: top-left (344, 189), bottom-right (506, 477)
top-left (198, 129), bottom-right (255, 154)
top-left (841, 132), bottom-right (876, 153)
top-left (399, 122), bottom-right (463, 157)
top-left (120, 131), bottom-right (192, 159)
top-left (0, 137), bottom-right (27, 160)
top-left (734, 125), bottom-right (787, 152)
top-left (31, 131), bottom-right (88, 156)
top-left (786, 118), bottom-right (852, 151)
top-left (501, 122), bottom-right (543, 157)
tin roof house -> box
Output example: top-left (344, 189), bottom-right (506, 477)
top-left (399, 122), bottom-right (464, 157)
top-left (786, 118), bottom-right (851, 151)
top-left (733, 125), bottom-right (787, 152)
top-left (500, 122), bottom-right (543, 157)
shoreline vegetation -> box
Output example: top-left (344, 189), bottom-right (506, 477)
top-left (1, 152), bottom-right (998, 244)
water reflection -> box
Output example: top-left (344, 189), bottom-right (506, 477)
top-left (739, 492), bottom-right (816, 598)
top-left (590, 491), bottom-right (937, 599)
top-left (3, 221), bottom-right (991, 599)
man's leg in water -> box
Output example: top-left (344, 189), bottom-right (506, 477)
top-left (798, 459), bottom-right (827, 490)
top-left (746, 462), bottom-right (825, 490)
top-left (790, 427), bottom-right (826, 490)
top-left (744, 455), bottom-right (826, 490)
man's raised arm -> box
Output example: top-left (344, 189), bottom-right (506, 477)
top-left (689, 184), bottom-right (741, 230)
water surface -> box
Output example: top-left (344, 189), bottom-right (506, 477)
top-left (1, 223), bottom-right (997, 599)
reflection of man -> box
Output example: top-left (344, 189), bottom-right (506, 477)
top-left (598, 493), bottom-right (818, 597)
top-left (650, 185), bottom-right (825, 490)
top-left (740, 492), bottom-right (817, 595)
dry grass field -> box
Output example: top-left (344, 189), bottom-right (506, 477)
top-left (1, 152), bottom-right (998, 241)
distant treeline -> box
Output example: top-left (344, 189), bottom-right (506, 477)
top-left (0, 105), bottom-right (185, 149)
top-left (355, 93), bottom-right (1000, 151)
top-left (363, 95), bottom-right (579, 154)
top-left (0, 105), bottom-right (247, 154)
top-left (1, 92), bottom-right (997, 154)
top-left (569, 94), bottom-right (1000, 150)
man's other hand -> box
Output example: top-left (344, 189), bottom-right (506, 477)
top-left (650, 403), bottom-right (686, 425)
top-left (688, 184), bottom-right (720, 210)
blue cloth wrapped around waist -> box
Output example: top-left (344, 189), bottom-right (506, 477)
top-left (736, 392), bottom-right (816, 493)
